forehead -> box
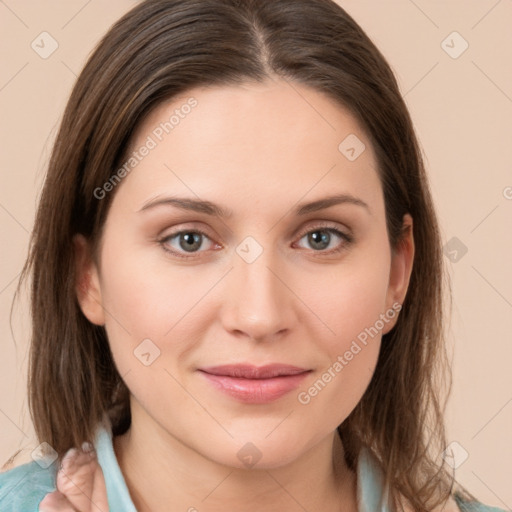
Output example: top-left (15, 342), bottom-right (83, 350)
top-left (112, 79), bottom-right (383, 218)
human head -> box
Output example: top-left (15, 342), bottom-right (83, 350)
top-left (19, 0), bottom-right (455, 509)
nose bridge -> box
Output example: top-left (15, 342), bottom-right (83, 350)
top-left (223, 237), bottom-right (292, 340)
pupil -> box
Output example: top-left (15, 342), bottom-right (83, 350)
top-left (310, 231), bottom-right (329, 250)
top-left (181, 232), bottom-right (201, 251)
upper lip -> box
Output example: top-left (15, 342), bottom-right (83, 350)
top-left (199, 364), bottom-right (310, 379)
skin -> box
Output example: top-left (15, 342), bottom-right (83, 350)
top-left (68, 78), bottom-right (416, 511)
top-left (39, 445), bottom-right (108, 511)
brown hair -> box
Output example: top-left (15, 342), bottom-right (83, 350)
top-left (10, 0), bottom-right (478, 509)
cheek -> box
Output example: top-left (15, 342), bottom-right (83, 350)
top-left (292, 244), bottom-right (390, 420)
top-left (98, 255), bottom-right (205, 423)
top-left (294, 283), bottom-right (385, 435)
top-left (100, 245), bottom-right (211, 336)
top-left (303, 247), bottom-right (392, 352)
top-left (97, 242), bottom-right (221, 386)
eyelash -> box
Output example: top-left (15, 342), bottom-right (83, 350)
top-left (157, 223), bottom-right (354, 260)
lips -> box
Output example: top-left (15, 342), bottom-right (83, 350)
top-left (199, 363), bottom-right (309, 379)
top-left (198, 364), bottom-right (311, 404)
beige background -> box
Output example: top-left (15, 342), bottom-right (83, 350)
top-left (1, 0), bottom-right (511, 508)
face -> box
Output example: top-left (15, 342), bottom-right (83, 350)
top-left (75, 79), bottom-right (414, 469)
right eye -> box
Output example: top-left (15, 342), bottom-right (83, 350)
top-left (158, 229), bottom-right (220, 258)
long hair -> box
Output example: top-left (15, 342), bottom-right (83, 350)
top-left (10, 0), bottom-right (477, 509)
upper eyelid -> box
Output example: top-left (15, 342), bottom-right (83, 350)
top-left (160, 220), bottom-right (350, 240)
top-left (295, 222), bottom-right (351, 237)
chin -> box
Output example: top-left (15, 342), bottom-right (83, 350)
top-left (205, 434), bottom-right (311, 471)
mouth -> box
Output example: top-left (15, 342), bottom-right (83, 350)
top-left (199, 363), bottom-right (310, 379)
top-left (198, 364), bottom-right (312, 404)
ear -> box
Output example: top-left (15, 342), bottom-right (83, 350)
top-left (73, 233), bottom-right (106, 326)
top-left (382, 213), bottom-right (414, 334)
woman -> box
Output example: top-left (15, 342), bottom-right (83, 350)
top-left (0, 0), bottom-right (506, 510)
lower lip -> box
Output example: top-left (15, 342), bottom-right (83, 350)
top-left (199, 371), bottom-right (310, 404)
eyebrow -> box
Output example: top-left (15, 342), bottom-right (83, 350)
top-left (138, 193), bottom-right (370, 217)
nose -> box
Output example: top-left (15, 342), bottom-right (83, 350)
top-left (220, 247), bottom-right (296, 343)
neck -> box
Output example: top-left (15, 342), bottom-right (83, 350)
top-left (113, 410), bottom-right (357, 512)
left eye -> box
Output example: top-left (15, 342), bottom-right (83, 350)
top-left (295, 227), bottom-right (352, 253)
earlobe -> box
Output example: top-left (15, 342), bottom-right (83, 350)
top-left (73, 234), bottom-right (106, 326)
top-left (383, 214), bottom-right (415, 334)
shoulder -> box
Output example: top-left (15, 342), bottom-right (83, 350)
top-left (452, 492), bottom-right (509, 512)
top-left (398, 492), bottom-right (507, 512)
top-left (0, 460), bottom-right (57, 512)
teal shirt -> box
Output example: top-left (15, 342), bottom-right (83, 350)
top-left (0, 419), bottom-right (507, 511)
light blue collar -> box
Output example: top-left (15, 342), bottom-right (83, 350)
top-left (94, 418), bottom-right (389, 511)
top-left (356, 443), bottom-right (391, 511)
top-left (94, 417), bottom-right (138, 511)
